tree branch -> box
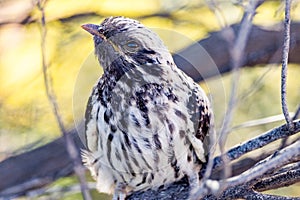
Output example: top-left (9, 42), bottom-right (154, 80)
top-left (293, 104), bottom-right (300, 120)
top-left (37, 1), bottom-right (91, 199)
top-left (0, 129), bottom-right (83, 198)
top-left (210, 1), bottom-right (264, 190)
top-left (224, 139), bottom-right (300, 188)
top-left (254, 165), bottom-right (300, 192)
top-left (281, 0), bottom-right (293, 127)
top-left (174, 22), bottom-right (300, 82)
top-left (209, 120), bottom-right (300, 172)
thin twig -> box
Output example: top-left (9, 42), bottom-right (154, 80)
top-left (36, 1), bottom-right (91, 200)
top-left (238, 66), bottom-right (273, 102)
top-left (217, 0), bottom-right (265, 188)
top-left (26, 182), bottom-right (97, 199)
top-left (281, 0), bottom-right (293, 127)
top-left (205, 0), bottom-right (228, 28)
top-left (193, 1), bottom-right (265, 198)
top-left (232, 113), bottom-right (294, 130)
top-left (219, 0), bottom-right (265, 142)
top-left (293, 104), bottom-right (300, 120)
top-left (0, 178), bottom-right (51, 197)
top-left (275, 161), bottom-right (300, 175)
top-left (254, 164), bottom-right (300, 192)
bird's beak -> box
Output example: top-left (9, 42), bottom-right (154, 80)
top-left (81, 24), bottom-right (105, 39)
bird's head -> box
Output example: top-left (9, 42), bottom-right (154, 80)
top-left (82, 16), bottom-right (174, 74)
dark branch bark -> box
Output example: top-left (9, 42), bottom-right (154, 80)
top-left (254, 167), bottom-right (300, 192)
top-left (174, 22), bottom-right (300, 82)
top-left (0, 130), bottom-right (83, 198)
top-left (208, 120), bottom-right (300, 173)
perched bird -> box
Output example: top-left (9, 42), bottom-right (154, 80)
top-left (81, 16), bottom-right (212, 200)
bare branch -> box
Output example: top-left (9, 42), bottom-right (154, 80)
top-left (210, 153), bottom-right (270, 179)
top-left (225, 140), bottom-right (300, 187)
top-left (237, 66), bottom-right (272, 102)
top-left (204, 186), bottom-right (300, 200)
top-left (293, 104), bottom-right (300, 120)
top-left (0, 132), bottom-right (79, 198)
top-left (214, 0), bottom-right (265, 187)
top-left (36, 1), bottom-right (91, 200)
top-left (254, 164), bottom-right (300, 192)
top-left (229, 187), bottom-right (300, 200)
top-left (222, 0), bottom-right (265, 128)
top-left (210, 120), bottom-right (300, 172)
top-left (0, 178), bottom-right (51, 198)
top-left (26, 182), bottom-right (97, 199)
top-left (281, 0), bottom-right (293, 127)
top-left (244, 192), bottom-right (300, 200)
top-left (205, 0), bottom-right (228, 28)
top-left (196, 3), bottom-right (267, 197)
top-left (174, 22), bottom-right (300, 82)
top-left (232, 113), bottom-right (294, 130)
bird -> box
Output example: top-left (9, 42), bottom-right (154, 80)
top-left (81, 16), bottom-right (212, 200)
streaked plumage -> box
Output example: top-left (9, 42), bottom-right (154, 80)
top-left (81, 16), bottom-right (212, 200)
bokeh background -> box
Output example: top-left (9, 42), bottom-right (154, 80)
top-left (0, 0), bottom-right (299, 199)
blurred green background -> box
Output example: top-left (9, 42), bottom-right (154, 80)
top-left (0, 0), bottom-right (299, 199)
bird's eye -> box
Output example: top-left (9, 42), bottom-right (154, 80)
top-left (124, 41), bottom-right (139, 52)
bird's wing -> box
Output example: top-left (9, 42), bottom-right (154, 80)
top-left (186, 82), bottom-right (211, 162)
top-left (84, 82), bottom-right (103, 153)
top-left (166, 67), bottom-right (212, 163)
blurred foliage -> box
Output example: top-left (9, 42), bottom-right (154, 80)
top-left (0, 0), bottom-right (300, 199)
